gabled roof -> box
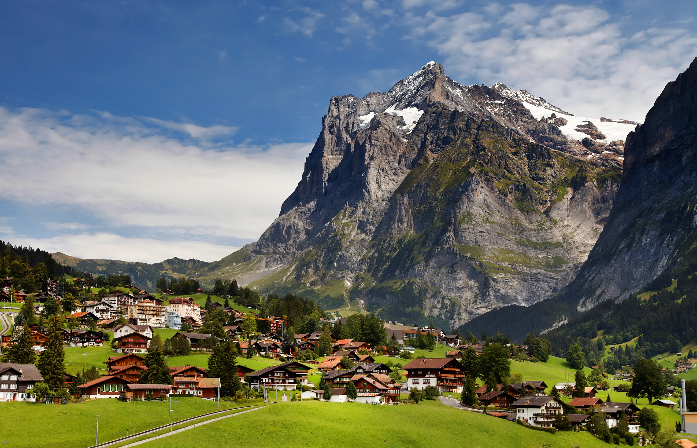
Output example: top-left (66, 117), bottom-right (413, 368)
top-left (350, 363), bottom-right (392, 374)
top-left (198, 378), bottom-right (221, 388)
top-left (175, 332), bottom-right (212, 341)
top-left (247, 361), bottom-right (310, 378)
top-left (0, 363), bottom-right (43, 382)
top-left (569, 397), bottom-right (603, 407)
top-left (601, 402), bottom-right (640, 414)
top-left (568, 414), bottom-right (590, 423)
top-left (78, 375), bottom-right (129, 388)
top-left (323, 369), bottom-right (351, 380)
top-left (403, 358), bottom-right (460, 370)
top-left (512, 396), bottom-right (558, 408)
top-left (170, 365), bottom-right (207, 376)
top-left (479, 390), bottom-right (515, 402)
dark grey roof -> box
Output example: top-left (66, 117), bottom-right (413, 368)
top-left (247, 361), bottom-right (310, 378)
top-left (350, 363), bottom-right (392, 373)
top-left (0, 363), bottom-right (44, 382)
top-left (176, 332), bottom-right (212, 340)
top-left (601, 402), bottom-right (639, 414)
top-left (568, 414), bottom-right (590, 423)
top-left (512, 396), bottom-right (557, 408)
top-left (323, 370), bottom-right (350, 380)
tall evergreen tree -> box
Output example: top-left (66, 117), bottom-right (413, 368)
top-left (207, 340), bottom-right (241, 397)
top-left (572, 370), bottom-right (588, 398)
top-left (314, 330), bottom-right (332, 356)
top-left (1, 324), bottom-right (36, 364)
top-left (346, 382), bottom-right (358, 401)
top-left (37, 316), bottom-right (66, 392)
top-left (461, 376), bottom-right (477, 406)
top-left (139, 334), bottom-right (172, 384)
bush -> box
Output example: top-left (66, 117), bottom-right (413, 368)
top-left (423, 385), bottom-right (440, 400)
top-left (399, 351), bottom-right (413, 360)
top-left (409, 388), bottom-right (424, 403)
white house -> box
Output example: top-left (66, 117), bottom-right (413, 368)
top-left (512, 396), bottom-right (564, 428)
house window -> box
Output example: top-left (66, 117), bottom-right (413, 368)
top-left (0, 384), bottom-right (7, 389)
top-left (9, 375), bottom-right (17, 381)
top-left (9, 384), bottom-right (16, 390)
top-left (412, 379), bottom-right (420, 384)
top-left (0, 375), bottom-right (7, 380)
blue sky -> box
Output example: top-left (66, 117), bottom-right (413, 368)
top-left (0, 0), bottom-right (695, 263)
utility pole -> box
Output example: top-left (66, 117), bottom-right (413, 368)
top-left (96, 415), bottom-right (99, 445)
top-left (169, 395), bottom-right (180, 432)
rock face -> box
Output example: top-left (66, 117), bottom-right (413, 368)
top-left (228, 62), bottom-right (631, 329)
top-left (568, 57), bottom-right (697, 310)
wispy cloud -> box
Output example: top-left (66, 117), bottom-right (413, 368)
top-left (7, 232), bottom-right (238, 264)
top-left (283, 6), bottom-right (324, 38)
top-left (0, 107), bottom-right (311, 255)
top-left (141, 117), bottom-right (238, 140)
top-left (405, 3), bottom-right (697, 121)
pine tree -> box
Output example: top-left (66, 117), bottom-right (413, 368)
top-left (347, 381), bottom-right (358, 400)
top-left (37, 316), bottom-right (66, 392)
top-left (139, 334), bottom-right (172, 384)
top-left (207, 340), bottom-right (240, 397)
top-left (1, 324), bottom-right (36, 364)
top-left (323, 384), bottom-right (331, 401)
top-left (460, 376), bottom-right (477, 407)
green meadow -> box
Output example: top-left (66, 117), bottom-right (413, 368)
top-left (144, 399), bottom-right (611, 448)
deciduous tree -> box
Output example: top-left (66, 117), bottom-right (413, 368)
top-left (629, 358), bottom-right (665, 403)
top-left (479, 343), bottom-right (510, 383)
top-left (566, 344), bottom-right (586, 370)
top-left (1, 324), bottom-right (35, 364)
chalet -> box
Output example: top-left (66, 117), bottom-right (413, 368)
top-left (113, 332), bottom-right (151, 354)
top-left (652, 399), bottom-right (676, 409)
top-left (106, 353), bottom-right (145, 374)
top-left (170, 365), bottom-right (207, 378)
top-left (223, 325), bottom-right (241, 338)
top-left (333, 350), bottom-right (360, 361)
top-left (442, 334), bottom-right (461, 347)
top-left (102, 292), bottom-right (136, 309)
top-left (66, 311), bottom-right (100, 326)
top-left (237, 365), bottom-right (254, 380)
top-left (197, 378), bottom-right (220, 399)
top-left (97, 318), bottom-right (118, 329)
top-left (478, 390), bottom-right (517, 408)
top-left (357, 354), bottom-right (375, 364)
top-left (122, 383), bottom-right (171, 401)
top-left (318, 356), bottom-right (344, 372)
top-left (172, 332), bottom-right (214, 349)
top-left (350, 363), bottom-right (392, 375)
top-left (343, 341), bottom-right (370, 352)
top-left (512, 396), bottom-right (564, 428)
top-left (582, 386), bottom-right (597, 398)
top-left (85, 301), bottom-right (118, 320)
top-left (385, 329), bottom-right (404, 345)
top-left (246, 361), bottom-right (311, 390)
top-left (568, 414), bottom-right (590, 430)
top-left (510, 381), bottom-right (548, 397)
top-left (111, 365), bottom-right (146, 383)
top-left (114, 324), bottom-right (153, 340)
top-left (352, 374), bottom-right (394, 404)
top-left (64, 329), bottom-right (106, 347)
top-left (323, 370), bottom-right (353, 389)
top-left (31, 331), bottom-right (49, 347)
top-left (446, 351), bottom-right (462, 359)
top-left (403, 358), bottom-right (465, 393)
top-left (181, 316), bottom-right (202, 330)
top-left (0, 363), bottom-right (43, 402)
top-left (554, 383), bottom-right (576, 396)
top-left (78, 376), bottom-right (130, 399)
top-left (600, 402), bottom-right (640, 433)
top-left (569, 397), bottom-right (604, 411)
top-left (254, 340), bottom-right (281, 356)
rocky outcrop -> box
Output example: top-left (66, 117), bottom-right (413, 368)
top-left (223, 62), bottom-right (629, 329)
top-left (566, 57), bottom-right (697, 310)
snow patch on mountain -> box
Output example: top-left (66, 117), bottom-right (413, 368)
top-left (524, 103), bottom-right (636, 142)
top-left (385, 106), bottom-right (424, 133)
top-left (358, 112), bottom-right (375, 130)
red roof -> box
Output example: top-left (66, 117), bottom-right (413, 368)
top-left (569, 397), bottom-right (603, 407)
top-left (403, 358), bottom-right (459, 370)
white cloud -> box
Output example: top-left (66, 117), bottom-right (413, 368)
top-left (141, 116), bottom-right (238, 140)
top-left (284, 7), bottom-right (325, 38)
top-left (0, 107), bottom-right (311, 248)
top-left (406, 3), bottom-right (697, 121)
top-left (8, 232), bottom-right (238, 264)
top-left (44, 222), bottom-right (93, 231)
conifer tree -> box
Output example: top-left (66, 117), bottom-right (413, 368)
top-left (460, 376), bottom-right (477, 406)
top-left (139, 334), bottom-right (172, 384)
top-left (347, 381), bottom-right (358, 400)
top-left (37, 316), bottom-right (66, 392)
top-left (1, 324), bottom-right (36, 364)
top-left (207, 340), bottom-right (240, 397)
top-left (323, 384), bottom-right (331, 401)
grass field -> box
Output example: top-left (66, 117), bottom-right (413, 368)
top-left (0, 397), bottom-right (245, 448)
top-left (143, 399), bottom-right (612, 448)
top-left (165, 353), bottom-right (280, 372)
top-left (64, 345), bottom-right (119, 375)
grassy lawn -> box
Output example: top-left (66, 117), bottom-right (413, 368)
top-left (154, 328), bottom-right (180, 341)
top-left (166, 353), bottom-right (280, 372)
top-left (64, 345), bottom-right (119, 375)
top-left (0, 397), bottom-right (244, 448)
top-left (509, 356), bottom-right (592, 390)
top-left (153, 293), bottom-right (256, 314)
top-left (144, 399), bottom-right (610, 448)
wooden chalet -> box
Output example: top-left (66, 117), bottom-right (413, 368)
top-left (197, 378), bottom-right (220, 399)
top-left (111, 365), bottom-right (146, 383)
top-left (510, 381), bottom-right (548, 396)
top-left (172, 332), bottom-right (214, 349)
top-left (478, 390), bottom-right (517, 408)
top-left (170, 365), bottom-right (207, 378)
top-left (357, 354), bottom-right (375, 364)
top-left (122, 383), bottom-right (171, 401)
top-left (318, 356), bottom-right (344, 372)
top-left (66, 311), bottom-right (100, 326)
top-left (352, 374), bottom-right (400, 404)
top-left (568, 414), bottom-right (590, 430)
top-left (350, 363), bottom-right (392, 375)
top-left (254, 340), bottom-right (281, 356)
top-left (113, 332), bottom-right (151, 354)
top-left (106, 353), bottom-right (145, 373)
top-left (600, 402), bottom-right (640, 433)
top-left (246, 361), bottom-right (311, 390)
top-left (569, 396), bottom-right (603, 410)
top-left (64, 329), bottom-right (106, 347)
top-left (512, 396), bottom-right (563, 428)
top-left (323, 370), bottom-right (353, 389)
top-left (31, 331), bottom-right (49, 346)
top-left (0, 363), bottom-right (43, 402)
top-left (78, 376), bottom-right (130, 399)
top-left (403, 358), bottom-right (465, 393)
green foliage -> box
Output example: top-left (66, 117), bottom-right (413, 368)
top-left (461, 376), bottom-right (477, 406)
top-left (423, 385), bottom-right (440, 400)
top-left (524, 333), bottom-right (551, 362)
top-left (565, 344), bottom-right (585, 370)
top-left (479, 343), bottom-right (511, 383)
top-left (588, 412), bottom-right (611, 442)
top-left (314, 330), bottom-right (332, 357)
top-left (323, 384), bottom-right (331, 401)
top-left (399, 351), bottom-right (413, 360)
top-left (139, 334), bottom-right (172, 385)
top-left (409, 388), bottom-right (424, 403)
top-left (461, 347), bottom-right (479, 377)
top-left (637, 407), bottom-right (661, 436)
top-left (686, 379), bottom-right (697, 411)
top-left (572, 370), bottom-right (587, 398)
top-left (207, 340), bottom-right (241, 398)
top-left (37, 316), bottom-right (66, 392)
top-left (1, 324), bottom-right (36, 364)
top-left (629, 359), bottom-right (666, 403)
top-left (42, 296), bottom-right (59, 317)
top-left (346, 382), bottom-right (357, 400)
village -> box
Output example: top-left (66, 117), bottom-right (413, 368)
top-left (1, 275), bottom-right (695, 447)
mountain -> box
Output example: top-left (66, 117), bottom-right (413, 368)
top-left (212, 62), bottom-right (634, 329)
top-left (461, 57), bottom-right (697, 341)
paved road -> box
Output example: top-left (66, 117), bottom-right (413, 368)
top-left (438, 396), bottom-right (484, 413)
top-left (0, 311), bottom-right (13, 336)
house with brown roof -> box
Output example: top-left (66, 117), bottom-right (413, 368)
top-left (0, 363), bottom-right (43, 402)
top-left (113, 332), bottom-right (151, 354)
top-left (246, 361), bottom-right (311, 390)
top-left (78, 376), bottom-right (130, 399)
top-left (600, 402), bottom-right (640, 433)
top-left (122, 383), bottom-right (171, 401)
top-left (113, 324), bottom-right (153, 340)
top-left (64, 329), bottom-right (107, 347)
top-left (478, 390), bottom-right (517, 408)
top-left (512, 396), bottom-right (563, 428)
top-left (569, 397), bottom-right (603, 411)
top-left (111, 365), bottom-right (146, 383)
top-left (318, 356), bottom-right (344, 371)
top-left (170, 365), bottom-right (207, 378)
top-left (106, 353), bottom-right (146, 373)
top-left (403, 358), bottom-right (464, 393)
